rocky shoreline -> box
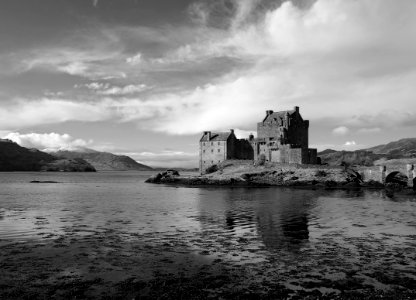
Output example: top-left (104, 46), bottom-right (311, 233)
top-left (145, 160), bottom-right (414, 191)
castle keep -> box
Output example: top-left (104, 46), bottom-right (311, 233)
top-left (199, 106), bottom-right (317, 174)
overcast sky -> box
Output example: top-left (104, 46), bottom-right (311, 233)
top-left (1, 0), bottom-right (415, 168)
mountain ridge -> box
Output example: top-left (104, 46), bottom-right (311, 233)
top-left (53, 150), bottom-right (153, 171)
top-left (319, 138), bottom-right (416, 166)
top-left (0, 139), bottom-right (95, 172)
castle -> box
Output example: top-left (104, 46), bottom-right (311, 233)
top-left (199, 106), bottom-right (318, 174)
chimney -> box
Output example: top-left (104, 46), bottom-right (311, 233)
top-left (230, 129), bottom-right (234, 134)
top-left (204, 131), bottom-right (211, 140)
top-left (294, 106), bottom-right (299, 113)
top-left (266, 110), bottom-right (274, 116)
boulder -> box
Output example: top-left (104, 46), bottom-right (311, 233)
top-left (165, 169), bottom-right (180, 176)
top-left (145, 173), bottom-right (162, 183)
top-left (145, 170), bottom-right (180, 184)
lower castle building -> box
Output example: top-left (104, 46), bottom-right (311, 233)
top-left (199, 106), bottom-right (318, 174)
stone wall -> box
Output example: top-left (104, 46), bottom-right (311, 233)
top-left (270, 146), bottom-right (317, 164)
top-left (251, 142), bottom-right (260, 161)
top-left (200, 140), bottom-right (228, 174)
top-left (308, 149), bottom-right (317, 165)
top-left (234, 139), bottom-right (254, 160)
top-left (271, 147), bottom-right (288, 163)
top-left (257, 121), bottom-right (281, 140)
top-left (287, 119), bottom-right (309, 148)
top-left (288, 148), bottom-right (308, 164)
top-left (258, 143), bottom-right (271, 161)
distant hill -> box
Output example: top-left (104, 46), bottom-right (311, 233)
top-left (366, 138), bottom-right (416, 158)
top-left (54, 150), bottom-right (153, 171)
top-left (318, 149), bottom-right (338, 156)
top-left (152, 167), bottom-right (199, 172)
top-left (319, 138), bottom-right (416, 166)
top-left (318, 150), bottom-right (383, 166)
top-left (0, 139), bottom-right (95, 172)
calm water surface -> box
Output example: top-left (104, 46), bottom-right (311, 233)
top-left (1, 171), bottom-right (416, 298)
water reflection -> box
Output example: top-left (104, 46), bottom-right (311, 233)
top-left (256, 190), bottom-right (313, 251)
top-left (197, 188), bottom-right (317, 252)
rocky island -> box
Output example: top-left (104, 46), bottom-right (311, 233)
top-left (145, 160), bottom-right (391, 189)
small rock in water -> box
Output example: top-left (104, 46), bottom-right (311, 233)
top-left (30, 180), bottom-right (59, 183)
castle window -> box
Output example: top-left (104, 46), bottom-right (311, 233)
top-left (211, 142), bottom-right (213, 146)
top-left (218, 142), bottom-right (220, 145)
top-left (203, 150), bottom-right (205, 153)
top-left (218, 149), bottom-right (220, 152)
top-left (211, 149), bottom-right (214, 153)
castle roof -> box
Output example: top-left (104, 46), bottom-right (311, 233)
top-left (200, 131), bottom-right (233, 142)
top-left (263, 109), bottom-right (297, 122)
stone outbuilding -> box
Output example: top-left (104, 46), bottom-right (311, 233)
top-left (199, 130), bottom-right (253, 174)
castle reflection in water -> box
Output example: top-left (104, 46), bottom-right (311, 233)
top-left (195, 188), bottom-right (315, 252)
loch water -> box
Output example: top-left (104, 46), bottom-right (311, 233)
top-left (1, 171), bottom-right (416, 298)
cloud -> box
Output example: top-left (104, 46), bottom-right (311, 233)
top-left (357, 127), bottom-right (381, 134)
top-left (234, 129), bottom-right (256, 139)
top-left (332, 126), bottom-right (349, 136)
top-left (0, 98), bottom-right (114, 130)
top-left (78, 82), bottom-right (149, 95)
top-left (100, 85), bottom-right (148, 96)
top-left (81, 82), bottom-right (110, 90)
top-left (126, 53), bottom-right (143, 65)
top-left (344, 141), bottom-right (356, 146)
top-left (16, 30), bottom-right (127, 80)
top-left (3, 132), bottom-right (92, 152)
top-left (342, 140), bottom-right (368, 150)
